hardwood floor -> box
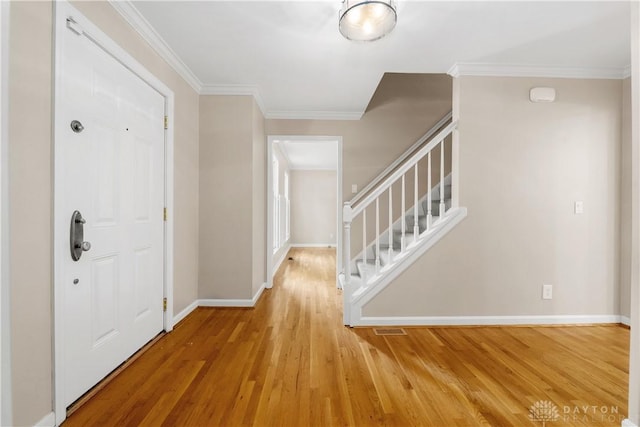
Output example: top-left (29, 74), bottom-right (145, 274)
top-left (64, 247), bottom-right (629, 426)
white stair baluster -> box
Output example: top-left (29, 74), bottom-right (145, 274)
top-left (375, 198), bottom-right (380, 274)
top-left (427, 151), bottom-right (432, 230)
top-left (388, 186), bottom-right (393, 263)
top-left (362, 209), bottom-right (367, 283)
top-left (401, 174), bottom-right (406, 252)
top-left (440, 140), bottom-right (446, 218)
top-left (413, 164), bottom-right (419, 239)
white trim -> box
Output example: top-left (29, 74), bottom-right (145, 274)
top-left (288, 166), bottom-right (339, 171)
top-left (107, 0), bottom-right (202, 93)
top-left (199, 282), bottom-right (267, 308)
top-left (173, 300), bottom-right (198, 326)
top-left (164, 94), bottom-right (175, 333)
top-left (357, 315), bottom-right (628, 327)
top-left (267, 140), bottom-right (274, 288)
top-left (33, 412), bottom-right (55, 427)
top-left (265, 110), bottom-right (362, 121)
top-left (622, 316), bottom-right (632, 327)
top-left (336, 138), bottom-right (343, 288)
top-left (628, 3), bottom-right (640, 425)
top-left (291, 243), bottom-right (337, 248)
top-left (0, 2), bottom-right (11, 425)
top-left (53, 2), bottom-right (175, 424)
top-left (448, 62), bottom-right (630, 80)
top-left (272, 243), bottom-right (292, 277)
top-left (173, 283), bottom-right (268, 323)
top-left (623, 420), bottom-right (638, 427)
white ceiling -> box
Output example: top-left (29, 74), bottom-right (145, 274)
top-left (125, 1), bottom-right (631, 119)
top-left (275, 139), bottom-right (339, 170)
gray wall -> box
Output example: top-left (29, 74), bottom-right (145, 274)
top-left (8, 1), bottom-right (200, 424)
top-left (199, 95), bottom-right (266, 299)
top-left (364, 76), bottom-right (623, 318)
top-left (290, 170), bottom-right (337, 246)
top-left (252, 101), bottom-right (266, 295)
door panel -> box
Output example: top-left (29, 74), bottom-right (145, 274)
top-left (90, 255), bottom-right (119, 347)
top-left (59, 18), bottom-right (165, 407)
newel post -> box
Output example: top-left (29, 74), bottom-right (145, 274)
top-left (343, 202), bottom-right (353, 326)
top-left (343, 202), bottom-right (352, 284)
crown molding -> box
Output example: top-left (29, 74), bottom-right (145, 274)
top-left (108, 0), bottom-right (203, 93)
top-left (266, 110), bottom-right (363, 121)
top-left (448, 62), bottom-right (630, 80)
top-left (107, 1), bottom-right (363, 121)
top-left (200, 84), bottom-right (267, 116)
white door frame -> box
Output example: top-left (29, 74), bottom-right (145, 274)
top-left (52, 2), bottom-right (174, 424)
top-left (0, 1), bottom-right (12, 425)
top-left (266, 135), bottom-right (343, 288)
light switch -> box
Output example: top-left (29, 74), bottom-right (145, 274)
top-left (352, 184), bottom-right (358, 194)
top-left (574, 201), bottom-right (584, 215)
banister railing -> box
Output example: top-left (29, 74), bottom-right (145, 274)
top-left (349, 112), bottom-right (453, 206)
top-left (350, 120), bottom-right (457, 217)
top-left (342, 119), bottom-right (458, 295)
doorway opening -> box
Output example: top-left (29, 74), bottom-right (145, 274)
top-left (266, 136), bottom-right (343, 289)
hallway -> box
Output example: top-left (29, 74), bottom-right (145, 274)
top-left (64, 247), bottom-right (628, 426)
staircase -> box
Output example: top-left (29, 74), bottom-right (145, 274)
top-left (340, 114), bottom-right (467, 326)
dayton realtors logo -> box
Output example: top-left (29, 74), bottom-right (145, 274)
top-left (529, 400), bottom-right (625, 425)
top-left (529, 400), bottom-right (560, 426)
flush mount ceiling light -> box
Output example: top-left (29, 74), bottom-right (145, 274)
top-left (339, 0), bottom-right (397, 42)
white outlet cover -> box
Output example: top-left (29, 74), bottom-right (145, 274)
top-left (574, 201), bottom-right (584, 214)
top-left (542, 284), bottom-right (553, 300)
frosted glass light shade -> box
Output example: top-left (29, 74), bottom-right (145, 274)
top-left (339, 0), bottom-right (397, 41)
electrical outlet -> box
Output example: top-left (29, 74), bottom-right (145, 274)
top-left (542, 284), bottom-right (553, 300)
top-left (352, 184), bottom-right (358, 194)
top-left (574, 201), bottom-right (584, 214)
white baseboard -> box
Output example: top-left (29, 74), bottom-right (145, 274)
top-left (198, 282), bottom-right (267, 308)
top-left (290, 243), bottom-right (336, 248)
top-left (356, 314), bottom-right (626, 327)
top-left (173, 300), bottom-right (198, 326)
top-left (621, 316), bottom-right (631, 326)
top-left (34, 411), bottom-right (55, 427)
top-left (622, 419), bottom-right (638, 427)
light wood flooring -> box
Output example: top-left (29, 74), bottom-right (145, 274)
top-left (64, 247), bottom-right (629, 426)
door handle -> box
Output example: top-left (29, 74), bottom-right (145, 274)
top-left (70, 210), bottom-right (91, 261)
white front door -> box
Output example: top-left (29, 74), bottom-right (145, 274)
top-left (57, 16), bottom-right (165, 407)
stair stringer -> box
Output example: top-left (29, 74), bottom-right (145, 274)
top-left (348, 207), bottom-right (467, 326)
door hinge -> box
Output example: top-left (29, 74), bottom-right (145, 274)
top-left (164, 116), bottom-right (169, 130)
top-left (163, 207), bottom-right (167, 221)
top-left (163, 297), bottom-right (167, 312)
